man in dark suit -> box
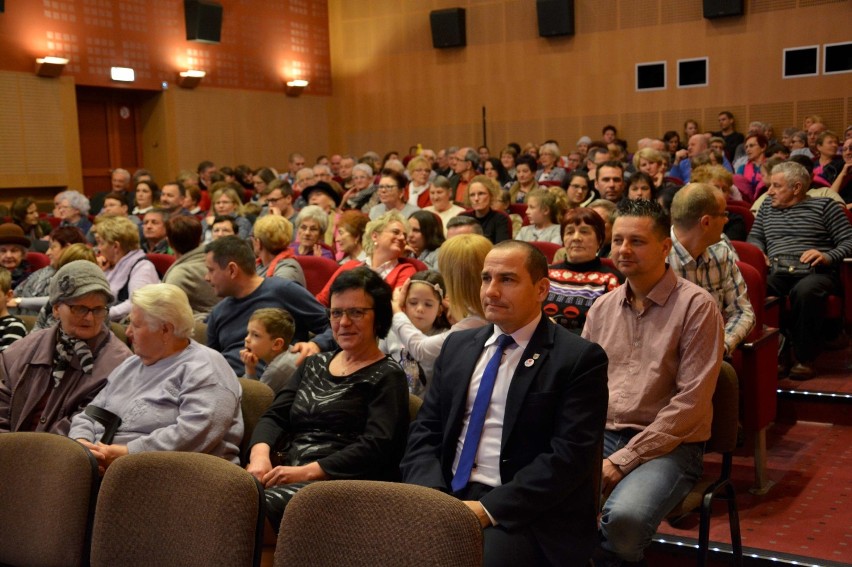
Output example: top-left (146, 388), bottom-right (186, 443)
top-left (401, 241), bottom-right (609, 566)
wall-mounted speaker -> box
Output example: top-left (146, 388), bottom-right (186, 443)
top-left (536, 0), bottom-right (574, 37)
top-left (184, 0), bottom-right (223, 44)
top-left (430, 8), bottom-right (466, 49)
top-left (703, 0), bottom-right (743, 19)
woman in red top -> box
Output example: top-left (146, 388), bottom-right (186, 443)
top-left (316, 211), bottom-right (415, 306)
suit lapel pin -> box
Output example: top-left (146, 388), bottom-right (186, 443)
top-left (532, 353), bottom-right (540, 360)
top-left (524, 358), bottom-right (535, 367)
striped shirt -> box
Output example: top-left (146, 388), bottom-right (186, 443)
top-left (0, 315), bottom-right (27, 352)
top-left (668, 232), bottom-right (756, 355)
top-left (748, 197), bottom-right (852, 263)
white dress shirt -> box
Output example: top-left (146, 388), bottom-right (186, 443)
top-left (452, 313), bottom-right (542, 488)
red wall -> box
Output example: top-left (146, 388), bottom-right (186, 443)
top-left (0, 0), bottom-right (331, 94)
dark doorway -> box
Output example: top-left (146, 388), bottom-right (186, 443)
top-left (75, 86), bottom-right (156, 197)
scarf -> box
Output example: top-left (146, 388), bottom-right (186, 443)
top-left (52, 327), bottom-right (95, 388)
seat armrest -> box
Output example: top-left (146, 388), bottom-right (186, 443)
top-left (740, 326), bottom-right (780, 351)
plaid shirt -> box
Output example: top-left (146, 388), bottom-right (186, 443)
top-left (668, 231), bottom-right (755, 355)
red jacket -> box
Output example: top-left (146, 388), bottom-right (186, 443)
top-left (316, 259), bottom-right (417, 307)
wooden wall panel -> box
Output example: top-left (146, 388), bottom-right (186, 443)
top-left (748, 102), bottom-right (796, 134)
top-left (660, 0), bottom-right (704, 24)
top-left (328, 1), bottom-right (850, 156)
top-left (660, 108), bottom-right (704, 136)
top-left (799, 0), bottom-right (846, 6)
top-left (0, 80), bottom-right (27, 177)
top-left (703, 106), bottom-right (748, 134)
top-left (620, 0), bottom-right (659, 29)
top-left (796, 98), bottom-right (846, 133)
top-left (751, 0), bottom-right (797, 13)
top-left (576, 0), bottom-right (618, 33)
top-left (0, 72), bottom-right (81, 194)
top-left (151, 87), bottom-right (332, 179)
top-left (620, 112), bottom-right (661, 145)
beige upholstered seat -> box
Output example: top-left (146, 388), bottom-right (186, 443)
top-left (407, 392), bottom-right (423, 422)
top-left (89, 452), bottom-right (264, 567)
top-left (238, 377), bottom-right (275, 464)
top-left (274, 480), bottom-right (482, 567)
top-left (192, 320), bottom-right (208, 345)
top-left (0, 432), bottom-right (99, 567)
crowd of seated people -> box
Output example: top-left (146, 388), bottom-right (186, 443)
top-left (1, 114), bottom-right (851, 565)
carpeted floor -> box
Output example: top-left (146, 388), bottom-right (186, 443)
top-left (778, 345), bottom-right (852, 395)
top-left (657, 420), bottom-right (852, 565)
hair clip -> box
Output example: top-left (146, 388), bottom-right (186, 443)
top-left (410, 280), bottom-right (444, 300)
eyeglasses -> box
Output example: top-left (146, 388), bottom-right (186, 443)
top-left (298, 224), bottom-right (322, 233)
top-left (377, 185), bottom-right (399, 192)
top-left (328, 307), bottom-right (374, 320)
top-left (66, 304), bottom-right (109, 318)
top-left (710, 210), bottom-right (730, 218)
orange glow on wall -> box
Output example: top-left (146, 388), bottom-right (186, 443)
top-left (0, 0), bottom-right (332, 95)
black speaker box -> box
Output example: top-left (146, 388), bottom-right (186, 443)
top-left (430, 8), bottom-right (466, 49)
top-left (703, 0), bottom-right (743, 19)
top-left (185, 0), bottom-right (223, 43)
top-left (537, 0), bottom-right (574, 37)
top-left (0, 0), bottom-right (5, 13)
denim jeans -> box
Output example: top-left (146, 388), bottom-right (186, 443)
top-left (599, 430), bottom-right (704, 562)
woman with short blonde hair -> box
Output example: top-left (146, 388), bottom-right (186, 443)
top-left (252, 215), bottom-right (305, 286)
top-left (315, 211), bottom-right (413, 307)
top-left (406, 156), bottom-right (433, 208)
top-left (94, 216), bottom-right (159, 323)
top-left (202, 184), bottom-right (252, 241)
top-left (536, 142), bottom-right (566, 183)
top-left (459, 176), bottom-right (512, 244)
top-left (633, 148), bottom-right (666, 188)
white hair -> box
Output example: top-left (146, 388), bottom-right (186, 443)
top-left (295, 205), bottom-right (329, 233)
top-left (131, 283), bottom-right (194, 339)
top-left (56, 190), bottom-right (91, 215)
top-left (352, 163), bottom-right (373, 177)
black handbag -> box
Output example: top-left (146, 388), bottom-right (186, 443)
top-left (769, 254), bottom-right (812, 277)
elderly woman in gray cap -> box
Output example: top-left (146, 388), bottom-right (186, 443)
top-left (0, 260), bottom-right (131, 435)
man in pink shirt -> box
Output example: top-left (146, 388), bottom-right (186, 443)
top-left (583, 199), bottom-right (724, 567)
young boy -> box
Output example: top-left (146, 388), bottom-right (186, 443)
top-left (240, 308), bottom-right (298, 393)
top-left (0, 267), bottom-right (27, 352)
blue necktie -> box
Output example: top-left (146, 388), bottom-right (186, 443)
top-left (451, 333), bottom-right (515, 493)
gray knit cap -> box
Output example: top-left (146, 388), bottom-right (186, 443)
top-left (49, 260), bottom-right (115, 305)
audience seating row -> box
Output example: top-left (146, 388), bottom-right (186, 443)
top-left (0, 340), bottom-right (738, 567)
top-left (0, 432), bottom-right (482, 567)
